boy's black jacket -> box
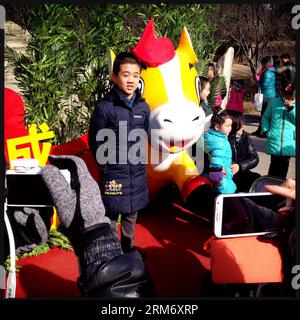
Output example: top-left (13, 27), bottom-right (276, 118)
top-left (89, 86), bottom-right (150, 215)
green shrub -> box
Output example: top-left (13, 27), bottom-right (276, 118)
top-left (5, 4), bottom-right (221, 144)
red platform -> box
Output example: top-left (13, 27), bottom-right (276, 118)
top-left (14, 203), bottom-right (212, 298)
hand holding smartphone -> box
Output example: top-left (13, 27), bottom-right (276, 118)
top-left (214, 192), bottom-right (285, 238)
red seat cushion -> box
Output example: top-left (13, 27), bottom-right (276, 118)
top-left (210, 236), bottom-right (283, 284)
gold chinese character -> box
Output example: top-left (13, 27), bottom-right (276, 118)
top-left (6, 122), bottom-right (55, 166)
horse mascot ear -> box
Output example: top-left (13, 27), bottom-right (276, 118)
top-left (176, 26), bottom-right (198, 65)
top-left (217, 47), bottom-right (234, 109)
top-left (108, 48), bottom-right (116, 80)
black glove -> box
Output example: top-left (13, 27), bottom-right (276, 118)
top-left (41, 155), bottom-right (155, 298)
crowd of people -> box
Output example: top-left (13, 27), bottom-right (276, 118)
top-left (203, 53), bottom-right (296, 196)
top-left (87, 50), bottom-right (296, 269)
top-left (199, 55), bottom-right (296, 296)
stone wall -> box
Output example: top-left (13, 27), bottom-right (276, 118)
top-left (5, 20), bottom-right (30, 93)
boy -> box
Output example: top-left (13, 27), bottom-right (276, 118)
top-left (89, 52), bottom-right (150, 252)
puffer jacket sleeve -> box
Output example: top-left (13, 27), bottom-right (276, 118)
top-left (238, 134), bottom-right (259, 173)
top-left (206, 138), bottom-right (226, 169)
top-left (259, 69), bottom-right (276, 98)
top-left (88, 103), bottom-right (108, 159)
top-left (261, 100), bottom-right (272, 134)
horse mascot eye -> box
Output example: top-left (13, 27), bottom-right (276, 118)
top-left (138, 78), bottom-right (145, 95)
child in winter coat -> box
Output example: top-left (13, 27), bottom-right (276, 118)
top-left (227, 110), bottom-right (261, 192)
top-left (261, 69), bottom-right (296, 179)
top-left (89, 52), bottom-right (150, 252)
top-left (253, 56), bottom-right (277, 137)
top-left (226, 80), bottom-right (245, 113)
top-left (204, 109), bottom-right (236, 194)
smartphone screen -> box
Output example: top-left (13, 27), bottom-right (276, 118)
top-left (6, 174), bottom-right (54, 206)
top-left (220, 194), bottom-right (285, 236)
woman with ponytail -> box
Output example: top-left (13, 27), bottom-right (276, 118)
top-left (261, 69), bottom-right (296, 179)
top-left (253, 56), bottom-right (277, 137)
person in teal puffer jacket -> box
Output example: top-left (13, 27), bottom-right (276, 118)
top-left (204, 109), bottom-right (237, 194)
top-left (261, 69), bottom-right (296, 179)
top-left (253, 56), bottom-right (277, 137)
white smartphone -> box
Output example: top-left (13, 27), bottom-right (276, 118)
top-left (214, 192), bottom-right (285, 238)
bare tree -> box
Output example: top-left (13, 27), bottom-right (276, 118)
top-left (212, 3), bottom-right (295, 80)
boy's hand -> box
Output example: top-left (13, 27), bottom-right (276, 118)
top-left (230, 163), bottom-right (239, 175)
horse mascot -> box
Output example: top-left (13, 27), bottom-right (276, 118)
top-left (54, 18), bottom-right (215, 213)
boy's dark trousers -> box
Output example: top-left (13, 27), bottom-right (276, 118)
top-left (110, 211), bottom-right (138, 252)
top-left (268, 155), bottom-right (291, 180)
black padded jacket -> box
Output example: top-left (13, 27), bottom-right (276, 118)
top-left (228, 131), bottom-right (259, 173)
top-left (89, 86), bottom-right (150, 215)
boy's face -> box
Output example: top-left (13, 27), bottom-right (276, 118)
top-left (112, 63), bottom-right (141, 99)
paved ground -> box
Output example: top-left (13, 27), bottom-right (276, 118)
top-left (243, 114), bottom-right (295, 180)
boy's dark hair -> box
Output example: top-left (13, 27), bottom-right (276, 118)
top-left (281, 68), bottom-right (296, 97)
top-left (226, 110), bottom-right (244, 134)
top-left (210, 107), bottom-right (231, 129)
top-left (113, 52), bottom-right (143, 75)
top-left (260, 56), bottom-right (273, 68)
top-left (280, 53), bottom-right (291, 61)
top-left (200, 76), bottom-right (209, 92)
